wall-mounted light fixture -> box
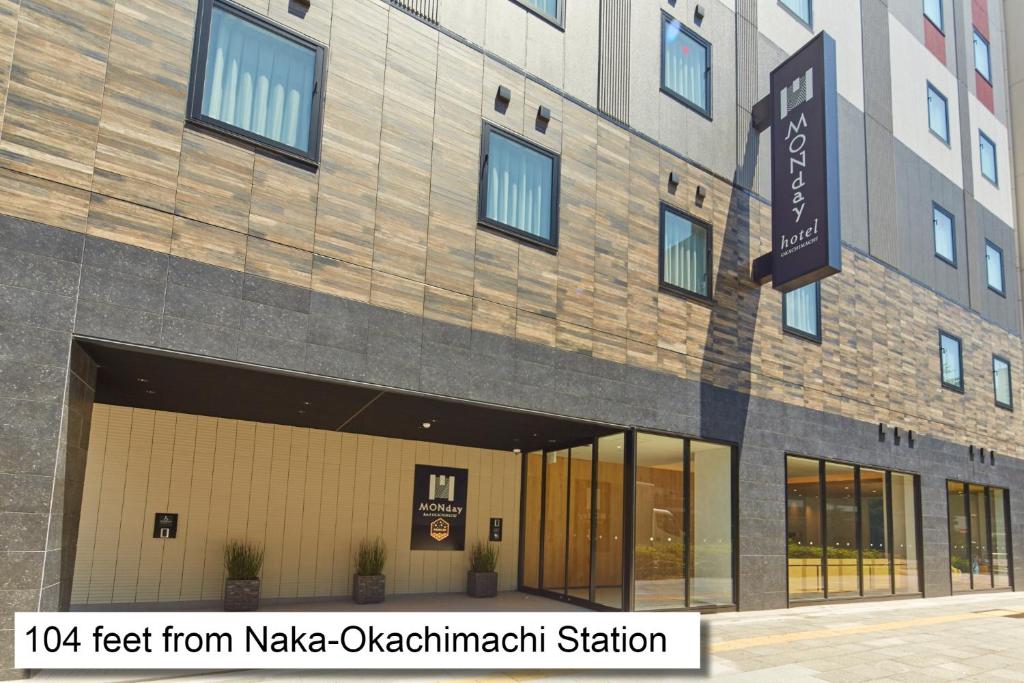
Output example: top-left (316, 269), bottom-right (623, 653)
top-left (695, 184), bottom-right (707, 205)
top-left (669, 171), bottom-right (681, 187)
top-left (537, 105), bottom-right (551, 126)
top-left (990, 450), bottom-right (996, 466)
top-left (907, 430), bottom-right (914, 448)
top-left (893, 426), bottom-right (901, 446)
top-left (969, 445), bottom-right (975, 461)
top-left (496, 85), bottom-right (511, 106)
top-left (878, 423), bottom-right (886, 442)
top-left (694, 4), bottom-right (705, 24)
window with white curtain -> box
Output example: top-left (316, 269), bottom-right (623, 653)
top-left (923, 0), bottom-right (943, 30)
top-left (479, 125), bottom-right (559, 246)
top-left (985, 241), bottom-right (1005, 294)
top-left (933, 204), bottom-right (956, 265)
top-left (779, 0), bottom-right (811, 25)
top-left (927, 84), bottom-right (949, 144)
top-left (973, 30), bottom-right (991, 82)
top-left (190, 0), bottom-right (324, 161)
top-left (979, 132), bottom-right (998, 184)
top-left (662, 15), bottom-right (710, 116)
top-left (784, 281), bottom-right (820, 340)
top-left (940, 332), bottom-right (963, 391)
top-left (516, 0), bottom-right (562, 24)
top-left (660, 205), bottom-right (710, 299)
top-left (993, 356), bottom-right (1012, 409)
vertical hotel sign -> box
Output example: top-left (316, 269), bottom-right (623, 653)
top-left (410, 465), bottom-right (468, 550)
top-left (769, 32), bottom-right (841, 291)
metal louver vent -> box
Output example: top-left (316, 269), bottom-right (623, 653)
top-left (389, 0), bottom-right (439, 23)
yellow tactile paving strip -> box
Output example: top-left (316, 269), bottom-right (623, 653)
top-left (709, 609), bottom-right (1018, 653)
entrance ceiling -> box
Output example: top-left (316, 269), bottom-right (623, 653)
top-left (80, 341), bottom-right (619, 453)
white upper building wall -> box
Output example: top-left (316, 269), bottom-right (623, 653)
top-left (970, 96), bottom-right (1015, 227)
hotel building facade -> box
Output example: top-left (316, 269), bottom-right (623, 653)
top-left (1, 0), bottom-right (1024, 677)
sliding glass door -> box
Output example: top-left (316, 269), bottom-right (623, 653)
top-left (946, 481), bottom-right (1013, 591)
top-left (787, 455), bottom-right (922, 602)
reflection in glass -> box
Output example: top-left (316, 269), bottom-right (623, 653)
top-left (970, 484), bottom-right (992, 589)
top-left (634, 433), bottom-right (685, 610)
top-left (594, 434), bottom-right (625, 608)
top-left (689, 440), bottom-right (733, 606)
top-left (991, 488), bottom-right (1011, 588)
top-left (891, 473), bottom-right (920, 593)
top-left (947, 482), bottom-right (971, 592)
top-left (825, 463), bottom-right (858, 596)
top-left (787, 456), bottom-right (823, 599)
top-left (860, 469), bottom-right (890, 594)
top-left (521, 451), bottom-right (543, 589)
top-left (567, 445), bottom-right (593, 600)
top-left (542, 449), bottom-right (568, 592)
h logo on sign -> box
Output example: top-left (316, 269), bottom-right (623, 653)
top-left (780, 67), bottom-right (814, 119)
top-left (429, 474), bottom-right (455, 502)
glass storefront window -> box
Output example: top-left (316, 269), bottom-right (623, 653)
top-left (787, 456), bottom-right (823, 599)
top-left (947, 482), bottom-right (971, 592)
top-left (689, 440), bottom-right (734, 606)
top-left (521, 451), bottom-right (543, 589)
top-left (969, 484), bottom-right (992, 588)
top-left (634, 433), bottom-right (686, 611)
top-left (991, 488), bottom-right (1011, 588)
top-left (947, 481), bottom-right (1012, 592)
top-left (542, 449), bottom-right (568, 592)
top-left (594, 434), bottom-right (624, 608)
top-left (788, 456), bottom-right (921, 601)
top-left (566, 445), bottom-right (593, 600)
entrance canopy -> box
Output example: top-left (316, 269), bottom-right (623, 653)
top-left (80, 340), bottom-right (621, 454)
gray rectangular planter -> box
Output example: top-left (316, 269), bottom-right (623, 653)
top-left (353, 574), bottom-right (386, 604)
top-left (467, 571), bottom-right (497, 598)
top-left (224, 579), bottom-right (260, 611)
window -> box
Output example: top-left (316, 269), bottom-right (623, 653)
top-left (512, 0), bottom-right (563, 26)
top-left (660, 204), bottom-right (711, 301)
top-left (779, 0), bottom-right (811, 25)
top-left (661, 14), bottom-right (711, 117)
top-left (783, 281), bottom-right (820, 341)
top-left (478, 123), bottom-right (559, 248)
top-left (993, 356), bottom-right (1012, 409)
top-left (947, 482), bottom-right (1013, 591)
top-left (973, 30), bottom-right (991, 82)
top-left (985, 241), bottom-right (1005, 295)
top-left (187, 0), bottom-right (325, 163)
top-left (939, 331), bottom-right (963, 392)
top-left (927, 83), bottom-right (949, 144)
top-left (933, 204), bottom-right (956, 265)
top-left (787, 455), bottom-right (921, 601)
top-left (923, 0), bottom-right (943, 31)
top-left (979, 132), bottom-right (998, 184)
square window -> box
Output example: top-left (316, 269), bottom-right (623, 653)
top-left (979, 132), bottom-right (998, 184)
top-left (779, 0), bottom-right (812, 25)
top-left (985, 240), bottom-right (1005, 295)
top-left (993, 356), bottom-right (1013, 409)
top-left (783, 281), bottom-right (820, 341)
top-left (927, 84), bottom-right (949, 144)
top-left (923, 0), bottom-right (943, 31)
top-left (661, 15), bottom-right (711, 117)
top-left (933, 204), bottom-right (956, 265)
top-left (660, 204), bottom-right (711, 300)
top-left (939, 331), bottom-right (963, 392)
top-left (187, 0), bottom-right (325, 162)
top-left (513, 0), bottom-right (563, 25)
top-left (478, 123), bottom-right (559, 248)
top-left (973, 30), bottom-right (991, 82)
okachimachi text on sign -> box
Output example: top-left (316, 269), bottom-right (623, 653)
top-left (15, 612), bottom-right (701, 670)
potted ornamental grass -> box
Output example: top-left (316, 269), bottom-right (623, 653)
top-left (223, 540), bottom-right (264, 611)
top-left (467, 541), bottom-right (499, 598)
top-left (353, 537), bottom-right (387, 604)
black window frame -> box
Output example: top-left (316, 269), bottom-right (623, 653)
top-left (973, 29), bottom-right (992, 84)
top-left (926, 82), bottom-right (950, 145)
top-left (979, 131), bottom-right (999, 185)
top-left (510, 0), bottom-right (565, 29)
top-left (659, 12), bottom-right (713, 120)
top-left (186, 0), bottom-right (327, 165)
top-left (782, 280), bottom-right (822, 344)
top-left (932, 202), bottom-right (957, 267)
top-left (923, 0), bottom-right (943, 33)
top-left (658, 203), bottom-right (713, 304)
top-left (939, 330), bottom-right (964, 393)
top-left (992, 355), bottom-right (1013, 411)
top-left (477, 121), bottom-right (561, 251)
top-left (985, 239), bottom-right (1006, 296)
top-left (778, 0), bottom-right (812, 28)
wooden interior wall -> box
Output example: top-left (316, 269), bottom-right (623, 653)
top-left (70, 404), bottom-right (521, 605)
top-left (0, 0), bottom-right (1020, 456)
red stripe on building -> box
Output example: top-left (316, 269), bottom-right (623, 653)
top-left (924, 19), bottom-right (945, 64)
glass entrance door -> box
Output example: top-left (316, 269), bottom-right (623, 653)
top-left (946, 481), bottom-right (1013, 592)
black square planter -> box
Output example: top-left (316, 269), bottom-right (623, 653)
top-left (467, 571), bottom-right (497, 598)
top-left (353, 574), bottom-right (386, 604)
top-left (224, 579), bottom-right (260, 611)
